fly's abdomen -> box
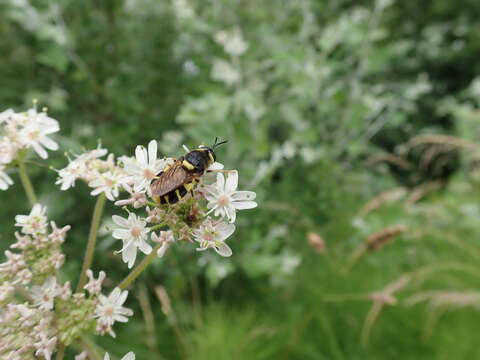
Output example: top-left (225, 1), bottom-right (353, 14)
top-left (159, 182), bottom-right (195, 204)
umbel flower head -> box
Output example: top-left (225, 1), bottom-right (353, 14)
top-left (110, 141), bottom-right (258, 268)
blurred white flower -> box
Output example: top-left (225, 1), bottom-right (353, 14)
top-left (204, 170), bottom-right (257, 223)
top-left (34, 335), bottom-right (57, 360)
top-left (152, 230), bottom-right (175, 257)
top-left (95, 287), bottom-right (133, 338)
top-left (193, 218), bottom-right (235, 257)
top-left (214, 27), bottom-right (249, 56)
top-left (75, 352), bottom-right (89, 360)
top-left (48, 221), bottom-right (71, 244)
top-left (15, 203), bottom-right (48, 235)
top-left (122, 140), bottom-right (167, 193)
top-left (211, 59), bottom-right (240, 86)
top-left (84, 269), bottom-right (106, 295)
top-left (114, 184), bottom-right (147, 208)
top-left (0, 164), bottom-right (13, 190)
top-left (0, 139), bottom-right (17, 164)
top-left (31, 277), bottom-right (58, 311)
top-left (56, 159), bottom-right (87, 190)
top-left (104, 352), bottom-right (135, 360)
top-left (89, 170), bottom-right (127, 201)
top-left (18, 108), bottom-right (59, 159)
top-left (112, 213), bottom-right (151, 268)
top-left (55, 146), bottom-right (120, 192)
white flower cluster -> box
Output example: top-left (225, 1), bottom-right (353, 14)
top-left (0, 205), bottom-right (133, 359)
top-left (55, 140), bottom-right (169, 202)
top-left (55, 145), bottom-right (129, 201)
top-left (211, 27), bottom-right (248, 86)
top-left (110, 140), bottom-right (257, 268)
top-left (0, 105), bottom-right (60, 190)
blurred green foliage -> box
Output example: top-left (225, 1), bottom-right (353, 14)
top-left (2, 0), bottom-right (480, 358)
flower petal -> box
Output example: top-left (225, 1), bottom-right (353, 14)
top-left (215, 243), bottom-right (232, 257)
top-left (231, 191), bottom-right (256, 201)
top-left (232, 200), bottom-right (257, 210)
top-left (112, 215), bottom-right (129, 227)
top-left (148, 140), bottom-right (157, 165)
top-left (225, 170), bottom-right (238, 193)
top-left (138, 240), bottom-right (152, 255)
top-left (135, 145), bottom-right (147, 165)
top-left (123, 352), bottom-right (136, 360)
top-left (216, 222), bottom-right (236, 241)
top-left (216, 172), bottom-right (225, 191)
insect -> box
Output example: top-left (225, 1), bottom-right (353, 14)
top-left (150, 138), bottom-right (228, 205)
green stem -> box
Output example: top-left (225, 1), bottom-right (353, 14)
top-left (76, 194), bottom-right (106, 293)
top-left (18, 160), bottom-right (37, 206)
top-left (55, 344), bottom-right (65, 360)
top-left (118, 244), bottom-right (161, 290)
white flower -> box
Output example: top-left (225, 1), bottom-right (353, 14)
top-left (15, 204), bottom-right (48, 235)
top-left (89, 171), bottom-right (126, 201)
top-left (152, 230), bottom-right (175, 257)
top-left (56, 159), bottom-right (87, 190)
top-left (104, 352), bottom-right (135, 360)
top-left (214, 28), bottom-right (249, 56)
top-left (75, 352), bottom-right (89, 360)
top-left (204, 171), bottom-right (257, 223)
top-left (84, 269), bottom-right (106, 295)
top-left (211, 59), bottom-right (240, 86)
top-left (114, 184), bottom-right (147, 208)
top-left (95, 287), bottom-right (133, 337)
top-left (31, 277), bottom-right (58, 311)
top-left (18, 109), bottom-right (59, 159)
top-left (122, 140), bottom-right (167, 193)
top-left (55, 146), bottom-right (111, 190)
top-left (112, 213), bottom-right (151, 268)
top-left (34, 335), bottom-right (57, 360)
top-left (48, 221), bottom-right (71, 243)
top-left (0, 281), bottom-right (14, 302)
top-left (0, 139), bottom-right (17, 164)
top-left (0, 164), bottom-right (13, 190)
top-left (193, 218), bottom-right (235, 257)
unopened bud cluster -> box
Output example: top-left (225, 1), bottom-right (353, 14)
top-left (0, 205), bottom-right (133, 359)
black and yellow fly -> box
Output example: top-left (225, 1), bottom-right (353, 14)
top-left (150, 138), bottom-right (227, 205)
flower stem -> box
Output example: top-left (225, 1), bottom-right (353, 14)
top-left (118, 244), bottom-right (161, 290)
top-left (18, 160), bottom-right (37, 206)
top-left (76, 194), bottom-right (106, 293)
top-left (55, 344), bottom-right (66, 360)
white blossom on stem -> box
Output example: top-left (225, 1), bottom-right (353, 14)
top-left (84, 269), bottom-right (106, 295)
top-left (122, 140), bottom-right (167, 193)
top-left (95, 287), bottom-right (133, 338)
top-left (89, 170), bottom-right (127, 201)
top-left (31, 277), bottom-right (58, 311)
top-left (114, 184), bottom-right (147, 208)
top-left (152, 230), bottom-right (175, 257)
top-left (18, 108), bottom-right (59, 159)
top-left (193, 218), bottom-right (235, 257)
top-left (33, 334), bottom-right (57, 360)
top-left (204, 170), bottom-right (257, 223)
top-left (15, 203), bottom-right (48, 235)
top-left (112, 213), bottom-right (151, 268)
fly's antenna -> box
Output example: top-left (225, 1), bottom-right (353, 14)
top-left (212, 137), bottom-right (228, 149)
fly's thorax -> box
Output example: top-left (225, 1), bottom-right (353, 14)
top-left (183, 148), bottom-right (215, 173)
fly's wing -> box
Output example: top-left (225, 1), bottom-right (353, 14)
top-left (150, 160), bottom-right (195, 197)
